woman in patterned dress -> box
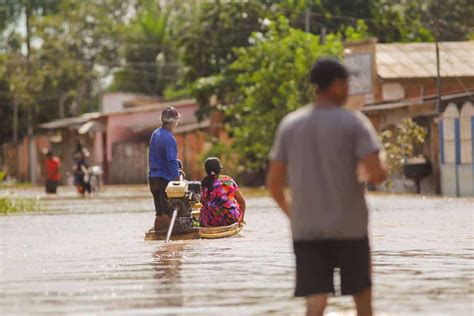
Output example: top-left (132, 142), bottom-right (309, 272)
top-left (200, 157), bottom-right (246, 227)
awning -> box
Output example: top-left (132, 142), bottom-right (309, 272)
top-left (362, 91), bottom-right (474, 113)
top-left (78, 120), bottom-right (105, 134)
top-left (47, 132), bottom-right (63, 143)
top-left (39, 112), bottom-right (102, 130)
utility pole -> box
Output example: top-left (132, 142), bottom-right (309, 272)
top-left (433, 4), bottom-right (442, 195)
top-left (26, 1), bottom-right (37, 184)
top-left (305, 8), bottom-right (310, 33)
top-left (320, 26), bottom-right (327, 44)
top-left (435, 32), bottom-right (442, 114)
top-left (59, 94), bottom-right (67, 118)
top-left (13, 97), bottom-right (18, 143)
top-left (433, 0), bottom-right (442, 114)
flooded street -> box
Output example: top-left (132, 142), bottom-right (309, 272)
top-left (1, 187), bottom-right (473, 315)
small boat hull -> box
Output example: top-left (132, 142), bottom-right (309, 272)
top-left (145, 222), bottom-right (243, 241)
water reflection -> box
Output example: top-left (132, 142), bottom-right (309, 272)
top-left (152, 243), bottom-right (186, 309)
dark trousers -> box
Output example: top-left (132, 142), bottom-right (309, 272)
top-left (45, 180), bottom-right (58, 194)
top-left (293, 238), bottom-right (371, 296)
top-left (149, 177), bottom-right (171, 216)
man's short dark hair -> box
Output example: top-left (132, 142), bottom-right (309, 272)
top-left (161, 106), bottom-right (181, 123)
top-left (310, 57), bottom-right (349, 91)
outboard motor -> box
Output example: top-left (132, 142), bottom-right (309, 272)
top-left (164, 176), bottom-right (201, 242)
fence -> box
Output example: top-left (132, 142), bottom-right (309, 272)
top-left (440, 101), bottom-right (474, 196)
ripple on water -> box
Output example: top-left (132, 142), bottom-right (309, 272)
top-left (0, 193), bottom-right (473, 315)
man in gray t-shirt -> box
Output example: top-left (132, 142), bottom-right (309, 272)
top-left (267, 57), bottom-right (387, 316)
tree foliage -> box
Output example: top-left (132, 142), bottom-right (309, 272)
top-left (380, 118), bottom-right (428, 173)
top-left (220, 17), bottom-right (355, 171)
top-left (0, 0), bottom-right (471, 150)
top-left (1, 0), bottom-right (134, 144)
top-left (109, 0), bottom-right (179, 95)
top-left (0, 0), bottom-right (60, 36)
top-left (276, 0), bottom-right (472, 43)
top-left (177, 0), bottom-right (272, 84)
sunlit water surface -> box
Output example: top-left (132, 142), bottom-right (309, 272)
top-left (1, 187), bottom-right (473, 315)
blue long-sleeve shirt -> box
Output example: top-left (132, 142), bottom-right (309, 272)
top-left (148, 127), bottom-right (180, 181)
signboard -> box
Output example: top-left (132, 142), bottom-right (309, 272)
top-left (345, 53), bottom-right (373, 96)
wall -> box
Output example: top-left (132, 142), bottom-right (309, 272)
top-left (110, 142), bottom-right (148, 184)
top-left (344, 38), bottom-right (378, 109)
top-left (178, 131), bottom-right (206, 180)
top-left (103, 101), bottom-right (198, 164)
top-left (379, 77), bottom-right (474, 102)
top-left (2, 135), bottom-right (50, 183)
top-left (105, 131), bottom-right (207, 184)
top-left (101, 92), bottom-right (142, 114)
top-left (95, 100), bottom-right (207, 184)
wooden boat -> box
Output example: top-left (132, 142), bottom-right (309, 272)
top-left (144, 222), bottom-right (244, 241)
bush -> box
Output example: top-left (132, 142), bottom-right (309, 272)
top-left (0, 197), bottom-right (42, 215)
top-left (380, 118), bottom-right (427, 173)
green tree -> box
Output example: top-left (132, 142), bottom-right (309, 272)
top-left (421, 0), bottom-right (474, 41)
top-left (32, 0), bottom-right (133, 114)
top-left (221, 17), bottom-right (352, 171)
top-left (177, 0), bottom-right (272, 84)
top-left (0, 0), bottom-right (59, 35)
top-left (277, 0), bottom-right (376, 32)
top-left (110, 0), bottom-right (179, 96)
top-left (275, 0), bottom-right (472, 42)
top-left (371, 0), bottom-right (433, 42)
top-left (0, 54), bottom-right (15, 145)
top-left (0, 0), bottom-right (134, 146)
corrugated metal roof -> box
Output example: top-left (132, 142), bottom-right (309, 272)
top-left (376, 41), bottom-right (474, 79)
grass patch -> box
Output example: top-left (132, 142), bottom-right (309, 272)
top-left (0, 196), bottom-right (42, 215)
top-left (0, 182), bottom-right (35, 189)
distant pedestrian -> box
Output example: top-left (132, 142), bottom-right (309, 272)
top-left (149, 106), bottom-right (181, 232)
top-left (267, 57), bottom-right (388, 316)
top-left (73, 147), bottom-right (91, 196)
top-left (44, 149), bottom-right (61, 194)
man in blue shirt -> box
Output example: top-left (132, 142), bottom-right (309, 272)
top-left (149, 106), bottom-right (181, 231)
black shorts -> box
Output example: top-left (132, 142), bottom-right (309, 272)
top-left (293, 238), bottom-right (371, 297)
top-left (149, 177), bottom-right (171, 216)
top-left (45, 180), bottom-right (58, 194)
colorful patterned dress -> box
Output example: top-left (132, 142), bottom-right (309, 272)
top-left (200, 175), bottom-right (243, 227)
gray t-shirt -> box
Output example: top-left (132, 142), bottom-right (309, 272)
top-left (270, 105), bottom-right (382, 241)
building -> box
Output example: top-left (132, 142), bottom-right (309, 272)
top-left (345, 39), bottom-right (474, 196)
top-left (38, 94), bottom-right (219, 185)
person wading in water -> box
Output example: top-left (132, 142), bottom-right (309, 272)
top-left (267, 57), bottom-right (388, 316)
top-left (149, 106), bottom-right (181, 232)
top-left (44, 149), bottom-right (61, 194)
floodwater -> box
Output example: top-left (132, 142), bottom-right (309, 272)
top-left (1, 187), bottom-right (473, 315)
